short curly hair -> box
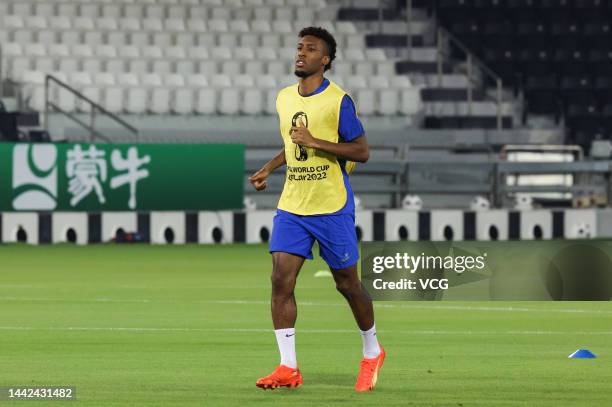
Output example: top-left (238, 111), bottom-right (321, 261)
top-left (298, 26), bottom-right (337, 71)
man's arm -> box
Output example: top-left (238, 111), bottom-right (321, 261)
top-left (309, 135), bottom-right (369, 163)
top-left (290, 119), bottom-right (369, 163)
top-left (249, 148), bottom-right (286, 191)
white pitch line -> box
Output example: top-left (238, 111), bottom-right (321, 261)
top-left (0, 297), bottom-right (151, 303)
top-left (0, 326), bottom-right (611, 336)
top-left (394, 304), bottom-right (612, 314)
top-left (1, 297), bottom-right (612, 315)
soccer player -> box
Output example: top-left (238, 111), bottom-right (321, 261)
top-left (249, 27), bottom-right (385, 392)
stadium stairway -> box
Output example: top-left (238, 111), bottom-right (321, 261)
top-left (335, 0), bottom-right (519, 130)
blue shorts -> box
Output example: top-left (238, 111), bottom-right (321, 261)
top-left (269, 209), bottom-right (359, 270)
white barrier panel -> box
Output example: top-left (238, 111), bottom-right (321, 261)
top-left (52, 212), bottom-right (88, 245)
top-left (150, 211), bottom-right (185, 244)
top-left (4, 209), bottom-right (612, 244)
top-left (246, 210), bottom-right (275, 243)
top-left (2, 212), bottom-right (38, 244)
top-left (198, 211), bottom-right (233, 244)
top-left (384, 210), bottom-right (418, 241)
top-left (101, 212), bottom-right (137, 242)
top-left (430, 210), bottom-right (463, 241)
top-left (520, 210), bottom-right (552, 240)
top-left (355, 210), bottom-right (373, 242)
top-left (476, 210), bottom-right (509, 241)
top-left (564, 209), bottom-right (597, 239)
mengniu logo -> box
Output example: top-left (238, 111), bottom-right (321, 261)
top-left (12, 144), bottom-right (58, 210)
top-left (291, 111), bottom-right (309, 161)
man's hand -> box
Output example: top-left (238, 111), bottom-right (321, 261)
top-left (249, 148), bottom-right (286, 191)
top-left (290, 118), bottom-right (317, 148)
top-left (249, 167), bottom-right (269, 191)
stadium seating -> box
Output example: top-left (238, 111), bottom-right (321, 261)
top-left (2, 0), bottom-right (423, 116)
top-left (338, 2), bottom-right (516, 129)
top-left (435, 0), bottom-right (612, 142)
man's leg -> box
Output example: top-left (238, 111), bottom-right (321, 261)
top-left (271, 252), bottom-right (304, 330)
top-left (330, 265), bottom-right (374, 331)
top-left (256, 252), bottom-right (305, 389)
top-left (314, 213), bottom-right (380, 359)
top-left (332, 265), bottom-right (385, 392)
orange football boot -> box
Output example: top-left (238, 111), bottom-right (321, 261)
top-left (355, 346), bottom-right (385, 392)
top-left (256, 365), bottom-right (303, 390)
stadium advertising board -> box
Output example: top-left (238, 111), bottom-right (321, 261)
top-left (0, 143), bottom-right (244, 211)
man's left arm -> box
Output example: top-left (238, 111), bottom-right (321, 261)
top-left (291, 131), bottom-right (369, 163)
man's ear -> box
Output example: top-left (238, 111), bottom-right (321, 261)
top-left (322, 55), bottom-right (330, 68)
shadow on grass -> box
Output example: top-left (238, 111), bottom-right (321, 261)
top-left (305, 372), bottom-right (355, 388)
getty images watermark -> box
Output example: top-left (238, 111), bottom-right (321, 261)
top-left (371, 251), bottom-right (487, 290)
top-left (361, 241), bottom-right (612, 301)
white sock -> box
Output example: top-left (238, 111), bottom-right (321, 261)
top-left (360, 324), bottom-right (381, 359)
top-left (274, 328), bottom-right (297, 368)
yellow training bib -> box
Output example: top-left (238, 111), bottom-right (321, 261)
top-left (276, 80), bottom-right (350, 215)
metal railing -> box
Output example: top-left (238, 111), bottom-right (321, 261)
top-left (44, 74), bottom-right (138, 143)
top-left (244, 156), bottom-right (612, 208)
top-left (495, 144), bottom-right (587, 206)
top-left (243, 143), bottom-right (611, 208)
top-left (363, 1), bottom-right (505, 129)
top-left (436, 26), bottom-right (505, 130)
top-left (495, 161), bottom-right (612, 205)
top-left (500, 144), bottom-right (583, 161)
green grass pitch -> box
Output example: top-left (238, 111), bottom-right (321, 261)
top-left (1, 244), bottom-right (611, 406)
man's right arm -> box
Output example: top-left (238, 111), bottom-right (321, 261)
top-left (249, 148), bottom-right (286, 191)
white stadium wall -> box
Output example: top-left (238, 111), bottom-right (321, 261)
top-left (384, 209), bottom-right (419, 241)
top-left (355, 210), bottom-right (373, 242)
top-left (52, 212), bottom-right (88, 245)
top-left (519, 209), bottom-right (553, 240)
top-left (564, 209), bottom-right (597, 239)
top-left (430, 210), bottom-right (464, 241)
top-left (245, 210), bottom-right (275, 244)
top-left (101, 212), bottom-right (138, 243)
top-left (0, 209), bottom-right (611, 244)
top-left (475, 210), bottom-right (509, 241)
top-left (150, 211), bottom-right (186, 244)
top-left (2, 212), bottom-right (38, 244)
top-left (198, 211), bottom-right (233, 244)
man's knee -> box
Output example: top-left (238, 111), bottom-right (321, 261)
top-left (271, 270), bottom-right (292, 290)
top-left (270, 264), bottom-right (299, 297)
top-left (335, 276), bottom-right (360, 297)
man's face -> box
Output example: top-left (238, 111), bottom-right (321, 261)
top-left (294, 35), bottom-right (330, 78)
